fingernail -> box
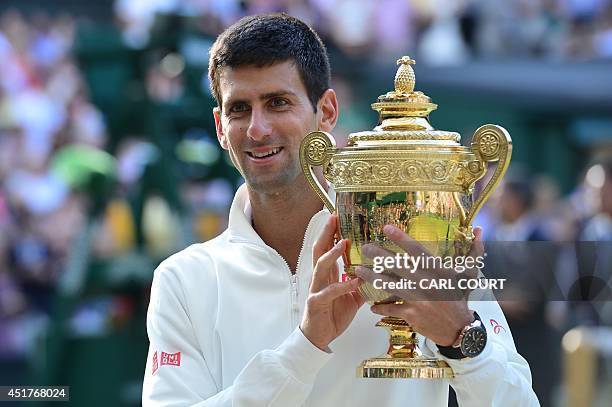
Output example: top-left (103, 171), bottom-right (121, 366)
top-left (362, 244), bottom-right (373, 257)
top-left (355, 268), bottom-right (370, 281)
top-left (383, 225), bottom-right (398, 235)
top-left (334, 239), bottom-right (345, 251)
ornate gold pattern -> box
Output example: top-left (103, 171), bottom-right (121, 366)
top-left (307, 139), bottom-right (327, 163)
top-left (324, 156), bottom-right (484, 193)
top-left (478, 133), bottom-right (500, 157)
top-left (348, 130), bottom-right (461, 144)
top-left (359, 358), bottom-right (454, 379)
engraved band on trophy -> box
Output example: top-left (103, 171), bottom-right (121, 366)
top-left (300, 56), bottom-right (512, 379)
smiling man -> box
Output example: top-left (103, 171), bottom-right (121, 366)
top-left (142, 13), bottom-right (539, 406)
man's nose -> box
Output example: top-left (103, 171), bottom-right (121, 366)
top-left (246, 108), bottom-right (271, 141)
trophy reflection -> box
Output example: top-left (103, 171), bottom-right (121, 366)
top-left (300, 56), bottom-right (512, 379)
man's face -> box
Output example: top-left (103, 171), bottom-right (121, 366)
top-left (214, 61), bottom-right (335, 193)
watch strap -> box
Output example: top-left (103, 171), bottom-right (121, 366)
top-left (437, 342), bottom-right (465, 359)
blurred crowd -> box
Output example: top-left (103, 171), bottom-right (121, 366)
top-left (0, 9), bottom-right (200, 366)
top-left (475, 161), bottom-right (612, 405)
top-left (0, 10), bottom-right (94, 360)
top-left (0, 1), bottom-right (611, 405)
top-left (114, 0), bottom-right (612, 63)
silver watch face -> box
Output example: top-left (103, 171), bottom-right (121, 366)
top-left (460, 326), bottom-right (487, 357)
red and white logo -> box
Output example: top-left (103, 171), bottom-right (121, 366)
top-left (152, 350), bottom-right (181, 374)
top-left (161, 351), bottom-right (181, 367)
top-left (489, 319), bottom-right (506, 334)
top-left (152, 351), bottom-right (159, 375)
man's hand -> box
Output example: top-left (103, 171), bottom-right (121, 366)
top-left (300, 215), bottom-right (365, 351)
top-left (355, 225), bottom-right (484, 347)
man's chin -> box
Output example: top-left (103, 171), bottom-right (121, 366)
top-left (245, 174), bottom-right (297, 194)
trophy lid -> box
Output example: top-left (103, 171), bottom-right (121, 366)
top-left (348, 56), bottom-right (461, 145)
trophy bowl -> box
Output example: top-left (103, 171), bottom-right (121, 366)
top-left (300, 56), bottom-right (512, 379)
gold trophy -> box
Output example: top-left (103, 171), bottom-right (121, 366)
top-left (300, 56), bottom-right (512, 379)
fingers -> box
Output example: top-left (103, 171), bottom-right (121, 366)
top-left (351, 290), bottom-right (366, 308)
top-left (354, 265), bottom-right (376, 283)
top-left (313, 215), bottom-right (338, 264)
top-left (355, 265), bottom-right (402, 292)
top-left (382, 225), bottom-right (430, 257)
top-left (473, 226), bottom-right (482, 240)
top-left (310, 239), bottom-right (345, 293)
top-left (355, 264), bottom-right (467, 302)
top-left (370, 302), bottom-right (415, 322)
top-left (464, 226), bottom-right (485, 280)
top-left (312, 278), bottom-right (361, 304)
top-left (358, 225), bottom-right (485, 301)
top-left (468, 226), bottom-right (485, 257)
top-left (361, 243), bottom-right (394, 261)
top-left (378, 225), bottom-right (484, 258)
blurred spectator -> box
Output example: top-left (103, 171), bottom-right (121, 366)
top-left (582, 161), bottom-right (612, 240)
top-left (491, 178), bottom-right (548, 240)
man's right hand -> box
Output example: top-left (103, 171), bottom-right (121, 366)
top-left (300, 215), bottom-right (365, 351)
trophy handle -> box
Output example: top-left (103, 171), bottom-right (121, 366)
top-left (300, 131), bottom-right (336, 213)
top-left (464, 124), bottom-right (512, 227)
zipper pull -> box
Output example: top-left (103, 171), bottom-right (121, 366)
top-left (291, 274), bottom-right (299, 312)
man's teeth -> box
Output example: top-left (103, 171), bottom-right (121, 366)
top-left (251, 148), bottom-right (280, 158)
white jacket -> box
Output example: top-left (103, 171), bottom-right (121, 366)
top-left (142, 185), bottom-right (539, 406)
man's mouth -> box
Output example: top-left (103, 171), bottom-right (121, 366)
top-left (246, 147), bottom-right (283, 159)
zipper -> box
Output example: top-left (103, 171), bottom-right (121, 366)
top-left (289, 211), bottom-right (323, 326)
top-left (294, 211), bottom-right (318, 275)
top-left (290, 273), bottom-right (299, 326)
top-left (231, 210), bottom-right (326, 326)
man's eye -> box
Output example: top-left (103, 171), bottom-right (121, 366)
top-left (229, 103), bottom-right (249, 113)
top-left (270, 98), bottom-right (289, 108)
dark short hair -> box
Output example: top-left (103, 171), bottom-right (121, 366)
top-left (208, 13), bottom-right (331, 112)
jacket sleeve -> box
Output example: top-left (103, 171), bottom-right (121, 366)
top-left (424, 295), bottom-right (540, 407)
top-left (142, 264), bottom-right (332, 407)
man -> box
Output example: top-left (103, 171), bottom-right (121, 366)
top-left (142, 13), bottom-right (539, 406)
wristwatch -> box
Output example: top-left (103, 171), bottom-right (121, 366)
top-left (437, 311), bottom-right (487, 359)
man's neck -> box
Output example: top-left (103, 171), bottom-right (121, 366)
top-left (248, 177), bottom-right (325, 272)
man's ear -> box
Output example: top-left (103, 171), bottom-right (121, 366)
top-left (213, 107), bottom-right (229, 150)
top-left (316, 89), bottom-right (339, 133)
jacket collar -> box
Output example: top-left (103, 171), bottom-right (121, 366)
top-left (227, 183), bottom-right (335, 245)
top-left (227, 184), bottom-right (265, 244)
